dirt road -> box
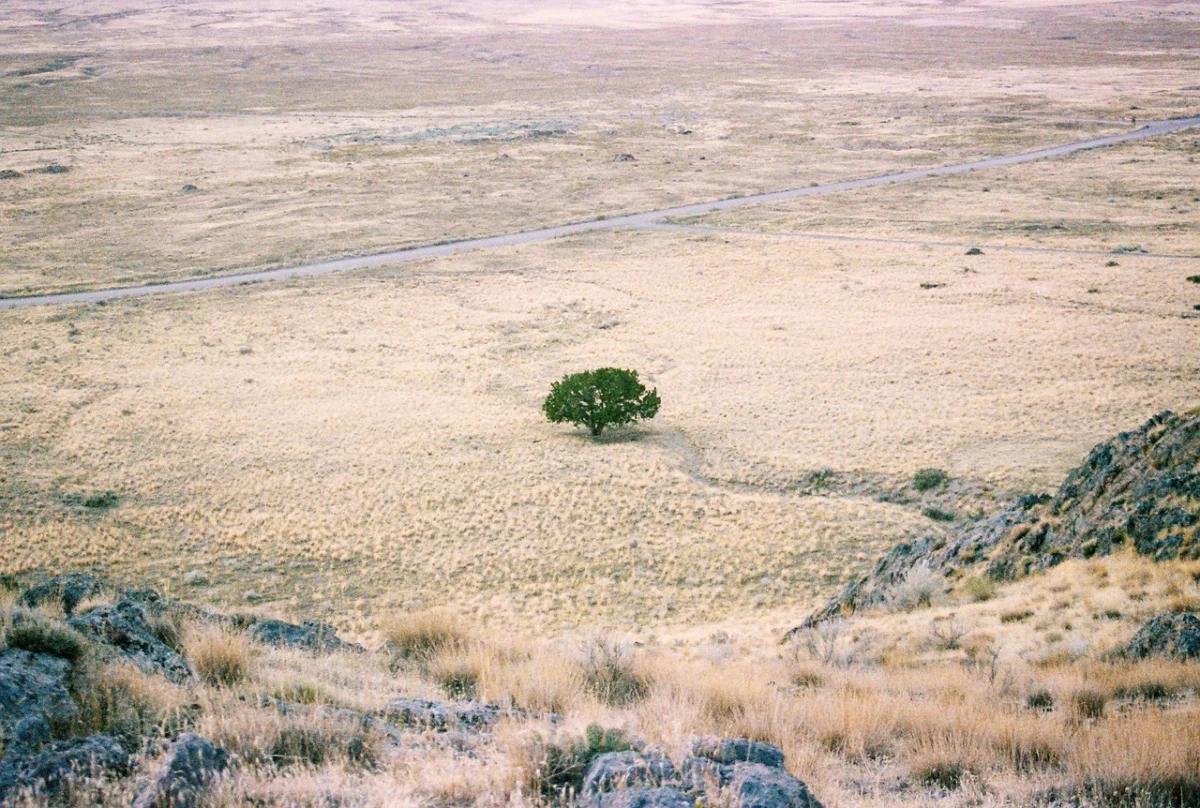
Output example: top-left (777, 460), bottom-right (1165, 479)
top-left (3, 115), bottom-right (1197, 310)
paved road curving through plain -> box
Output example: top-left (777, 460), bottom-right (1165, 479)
top-left (3, 115), bottom-right (1197, 310)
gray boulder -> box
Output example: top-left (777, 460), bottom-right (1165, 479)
top-left (132, 733), bottom-right (233, 808)
top-left (247, 618), bottom-right (363, 654)
top-left (678, 755), bottom-right (730, 790)
top-left (1122, 612), bottom-right (1200, 660)
top-left (0, 735), bottom-right (129, 802)
top-left (8, 715), bottom-right (53, 757)
top-left (0, 648), bottom-right (76, 732)
top-left (583, 750), bottom-right (676, 795)
top-left (728, 763), bottom-right (823, 808)
top-left (20, 574), bottom-right (103, 616)
top-left (692, 737), bottom-right (785, 769)
top-left (596, 787), bottom-right (692, 808)
top-left (377, 697), bottom-right (501, 730)
top-left (67, 598), bottom-right (191, 683)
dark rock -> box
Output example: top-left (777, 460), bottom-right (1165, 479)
top-left (1122, 612), bottom-right (1200, 660)
top-left (8, 715), bottom-right (52, 757)
top-left (0, 735), bottom-right (129, 802)
top-left (35, 164), bottom-right (71, 174)
top-left (792, 410), bottom-right (1200, 632)
top-left (20, 574), bottom-right (103, 615)
top-left (612, 153), bottom-right (636, 162)
top-left (0, 169), bottom-right (21, 180)
top-left (677, 756), bottom-right (730, 790)
top-left (247, 618), bottom-right (363, 653)
top-left (131, 733), bottom-right (232, 808)
top-left (376, 697), bottom-right (501, 730)
top-left (692, 737), bottom-right (784, 769)
top-left (728, 763), bottom-right (823, 808)
top-left (596, 787), bottom-right (692, 808)
top-left (67, 597), bottom-right (191, 683)
top-left (0, 648), bottom-right (76, 732)
top-left (582, 750), bottom-right (676, 795)
top-left (181, 184), bottom-right (199, 193)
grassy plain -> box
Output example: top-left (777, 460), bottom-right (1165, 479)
top-left (2, 1), bottom-right (1200, 806)
top-left (3, 0), bottom-right (1198, 295)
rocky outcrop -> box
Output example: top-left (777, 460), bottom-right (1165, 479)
top-left (376, 697), bottom-right (504, 730)
top-left (793, 410), bottom-right (1200, 631)
top-left (247, 618), bottom-right (364, 654)
top-left (131, 734), bottom-right (233, 808)
top-left (0, 735), bottom-right (129, 803)
top-left (583, 750), bottom-right (676, 795)
top-left (581, 738), bottom-right (823, 808)
top-left (67, 597), bottom-right (192, 683)
top-left (19, 574), bottom-right (103, 616)
top-left (0, 648), bottom-right (76, 733)
top-left (1121, 612), bottom-right (1200, 661)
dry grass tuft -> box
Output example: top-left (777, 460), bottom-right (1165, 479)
top-left (184, 623), bottom-right (256, 687)
top-left (381, 609), bottom-right (472, 663)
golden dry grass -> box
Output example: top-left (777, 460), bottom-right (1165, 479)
top-left (1, 0), bottom-right (1196, 295)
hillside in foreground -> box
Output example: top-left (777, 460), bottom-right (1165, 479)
top-left (1, 412), bottom-right (1197, 808)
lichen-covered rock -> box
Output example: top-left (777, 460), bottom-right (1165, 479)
top-left (582, 750), bottom-right (676, 795)
top-left (67, 598), bottom-right (191, 683)
top-left (728, 763), bottom-right (823, 808)
top-left (794, 410), bottom-right (1200, 632)
top-left (131, 733), bottom-right (233, 808)
top-left (595, 787), bottom-right (692, 808)
top-left (20, 574), bottom-right (103, 616)
top-left (0, 648), bottom-right (76, 733)
top-left (692, 737), bottom-right (785, 769)
top-left (1122, 612), bottom-right (1200, 660)
top-left (0, 735), bottom-right (129, 802)
top-left (247, 618), bottom-right (363, 653)
top-left (376, 697), bottom-right (501, 730)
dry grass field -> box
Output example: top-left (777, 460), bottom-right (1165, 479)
top-left (3, 0), bottom-right (1198, 295)
top-left (2, 1), bottom-right (1200, 806)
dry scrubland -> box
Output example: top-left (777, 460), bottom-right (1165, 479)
top-left (3, 553), bottom-right (1200, 808)
top-left (683, 134), bottom-right (1200, 256)
top-left (2, 224), bottom-right (1197, 630)
top-left (3, 0), bottom-right (1199, 295)
top-left (2, 1), bottom-right (1200, 805)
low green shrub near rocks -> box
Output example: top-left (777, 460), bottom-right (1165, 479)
top-left (5, 611), bottom-right (86, 662)
top-left (913, 468), bottom-right (950, 492)
top-left (523, 724), bottom-right (634, 799)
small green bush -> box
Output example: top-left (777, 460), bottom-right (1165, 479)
top-left (530, 724), bottom-right (634, 799)
top-left (83, 490), bottom-right (120, 509)
top-left (965, 247), bottom-right (983, 256)
top-left (1188, 274), bottom-right (1200, 284)
top-left (962, 576), bottom-right (998, 602)
top-left (912, 468), bottom-right (950, 491)
top-left (543, 368), bottom-right (660, 437)
top-left (1026, 689), bottom-right (1054, 711)
top-left (6, 612), bottom-right (86, 662)
top-left (923, 507), bottom-right (957, 522)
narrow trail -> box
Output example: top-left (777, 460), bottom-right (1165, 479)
top-left (3, 114), bottom-right (1197, 310)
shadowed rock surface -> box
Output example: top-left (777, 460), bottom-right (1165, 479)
top-left (794, 410), bottom-right (1200, 631)
top-left (131, 733), bottom-right (232, 808)
top-left (0, 649), bottom-right (75, 732)
top-left (247, 618), bottom-right (364, 653)
top-left (0, 735), bottom-right (129, 803)
top-left (67, 598), bottom-right (192, 683)
top-left (1122, 611), bottom-right (1200, 660)
top-left (19, 574), bottom-right (103, 616)
top-left (583, 750), bottom-right (676, 795)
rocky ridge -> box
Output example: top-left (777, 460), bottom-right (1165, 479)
top-left (793, 409), bottom-right (1200, 633)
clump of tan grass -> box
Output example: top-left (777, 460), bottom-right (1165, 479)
top-left (184, 623), bottom-right (256, 687)
top-left (70, 661), bottom-right (189, 748)
top-left (380, 608), bottom-right (472, 663)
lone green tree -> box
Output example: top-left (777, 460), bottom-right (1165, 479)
top-left (543, 368), bottom-right (660, 437)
